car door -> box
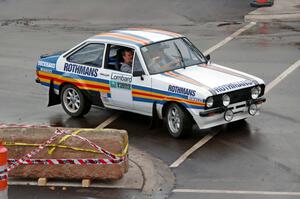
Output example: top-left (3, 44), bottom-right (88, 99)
top-left (101, 44), bottom-right (134, 109)
top-left (132, 52), bottom-right (152, 116)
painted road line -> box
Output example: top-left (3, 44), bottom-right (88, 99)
top-left (169, 131), bottom-right (218, 168)
top-left (173, 189), bottom-right (300, 196)
top-left (265, 59), bottom-right (300, 94)
top-left (203, 22), bottom-right (256, 56)
top-left (96, 112), bottom-right (122, 129)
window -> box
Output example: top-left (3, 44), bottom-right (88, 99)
top-left (104, 45), bottom-right (135, 73)
top-left (133, 54), bottom-right (144, 74)
top-left (141, 38), bottom-right (206, 74)
top-left (67, 43), bottom-right (105, 67)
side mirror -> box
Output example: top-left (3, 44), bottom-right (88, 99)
top-left (205, 54), bottom-right (211, 61)
top-left (133, 70), bottom-right (144, 77)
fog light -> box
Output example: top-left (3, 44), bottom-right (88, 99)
top-left (248, 104), bottom-right (257, 116)
top-left (224, 110), bottom-right (234, 122)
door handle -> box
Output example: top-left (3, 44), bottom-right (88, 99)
top-left (100, 73), bottom-right (109, 77)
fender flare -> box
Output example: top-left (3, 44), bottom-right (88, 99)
top-left (149, 102), bottom-right (163, 129)
top-left (48, 80), bottom-right (60, 107)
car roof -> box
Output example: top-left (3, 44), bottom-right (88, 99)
top-left (89, 28), bottom-right (183, 47)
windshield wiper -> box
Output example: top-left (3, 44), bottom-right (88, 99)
top-left (173, 43), bottom-right (186, 69)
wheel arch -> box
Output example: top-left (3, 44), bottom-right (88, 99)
top-left (59, 81), bottom-right (104, 107)
top-left (161, 101), bottom-right (195, 122)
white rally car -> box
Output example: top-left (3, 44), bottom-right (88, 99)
top-left (36, 28), bottom-right (266, 138)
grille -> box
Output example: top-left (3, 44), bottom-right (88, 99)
top-left (207, 84), bottom-right (265, 109)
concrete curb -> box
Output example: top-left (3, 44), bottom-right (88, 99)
top-left (245, 0), bottom-right (300, 22)
top-left (129, 146), bottom-right (175, 199)
top-left (245, 13), bottom-right (300, 22)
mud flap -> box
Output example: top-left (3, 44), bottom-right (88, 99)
top-left (149, 102), bottom-right (163, 129)
top-left (48, 81), bottom-right (60, 107)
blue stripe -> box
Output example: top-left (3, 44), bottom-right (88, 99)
top-left (38, 67), bottom-right (110, 84)
top-left (40, 82), bottom-right (59, 89)
top-left (93, 36), bottom-right (143, 47)
top-left (133, 97), bottom-right (156, 103)
top-left (184, 104), bottom-right (204, 110)
top-left (40, 55), bottom-right (60, 64)
top-left (132, 84), bottom-right (189, 99)
top-left (37, 66), bottom-right (109, 84)
top-left (133, 96), bottom-right (204, 109)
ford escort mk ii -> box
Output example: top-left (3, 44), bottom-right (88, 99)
top-left (36, 28), bottom-right (266, 138)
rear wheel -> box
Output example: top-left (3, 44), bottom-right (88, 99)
top-left (165, 103), bottom-right (192, 138)
top-left (60, 84), bottom-right (91, 117)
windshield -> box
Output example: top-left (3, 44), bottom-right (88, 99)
top-left (141, 38), bottom-right (206, 74)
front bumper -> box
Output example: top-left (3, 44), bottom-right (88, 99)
top-left (200, 98), bottom-right (266, 117)
top-left (195, 98), bottom-right (266, 129)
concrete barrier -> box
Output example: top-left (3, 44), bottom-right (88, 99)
top-left (0, 127), bottom-right (128, 181)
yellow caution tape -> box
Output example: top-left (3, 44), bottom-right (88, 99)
top-left (48, 129), bottom-right (88, 155)
top-left (3, 128), bottom-right (129, 157)
top-left (4, 142), bottom-right (99, 153)
top-left (4, 142), bottom-right (128, 157)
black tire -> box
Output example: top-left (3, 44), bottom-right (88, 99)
top-left (60, 84), bottom-right (91, 117)
top-left (164, 103), bottom-right (192, 138)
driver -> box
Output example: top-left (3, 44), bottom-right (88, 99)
top-left (120, 48), bottom-right (134, 73)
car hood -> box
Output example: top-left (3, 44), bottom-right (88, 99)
top-left (154, 63), bottom-right (264, 96)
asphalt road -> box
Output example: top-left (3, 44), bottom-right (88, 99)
top-left (1, 1), bottom-right (300, 199)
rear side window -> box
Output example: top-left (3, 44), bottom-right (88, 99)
top-left (67, 43), bottom-right (105, 67)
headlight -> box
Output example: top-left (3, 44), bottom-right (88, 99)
top-left (257, 85), bottom-right (262, 95)
top-left (222, 94), bottom-right (230, 106)
top-left (251, 87), bottom-right (259, 99)
top-left (206, 97), bottom-right (214, 108)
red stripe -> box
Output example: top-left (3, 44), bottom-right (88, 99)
top-left (88, 159), bottom-right (95, 164)
top-left (38, 73), bottom-right (110, 91)
top-left (67, 159), bottom-right (74, 164)
top-left (99, 159), bottom-right (107, 164)
top-left (47, 159), bottom-right (54, 165)
top-left (132, 90), bottom-right (163, 99)
top-left (78, 159), bottom-right (85, 165)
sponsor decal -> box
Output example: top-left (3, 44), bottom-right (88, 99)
top-left (188, 96), bottom-right (203, 102)
top-left (39, 67), bottom-right (52, 73)
top-left (110, 81), bottom-right (131, 90)
top-left (214, 80), bottom-right (255, 93)
top-left (110, 73), bottom-right (132, 90)
top-left (111, 73), bottom-right (132, 83)
top-left (64, 63), bottom-right (98, 77)
top-left (38, 61), bottom-right (56, 68)
top-left (168, 85), bottom-right (196, 96)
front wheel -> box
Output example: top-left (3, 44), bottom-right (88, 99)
top-left (60, 84), bottom-right (91, 117)
top-left (165, 103), bottom-right (192, 138)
